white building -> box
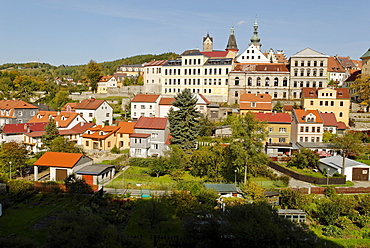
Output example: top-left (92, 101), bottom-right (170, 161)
top-left (75, 99), bottom-right (113, 125)
top-left (131, 94), bottom-right (161, 120)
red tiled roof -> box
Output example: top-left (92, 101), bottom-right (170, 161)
top-left (293, 109), bottom-right (323, 123)
top-left (232, 63), bottom-right (289, 72)
top-left (301, 87), bottom-right (350, 99)
top-left (198, 94), bottom-right (211, 104)
top-left (129, 133), bottom-right (151, 138)
top-left (2, 122), bottom-right (47, 134)
top-left (283, 105), bottom-right (293, 111)
top-left (145, 60), bottom-right (167, 66)
top-left (99, 76), bottom-right (113, 82)
top-left (131, 94), bottom-right (160, 103)
top-left (75, 99), bottom-right (106, 110)
top-left (134, 117), bottom-right (168, 130)
top-left (320, 113), bottom-right (338, 126)
top-left (337, 122), bottom-right (349, 129)
top-left (200, 51), bottom-right (229, 58)
top-left (240, 93), bottom-right (272, 102)
top-left (117, 121), bottom-right (135, 134)
top-left (240, 93), bottom-right (272, 111)
top-left (346, 70), bottom-right (361, 82)
top-left (159, 97), bottom-right (175, 105)
top-left (61, 102), bottom-right (78, 112)
top-left (254, 113), bottom-right (292, 123)
top-left (33, 152), bottom-right (88, 168)
top-left (71, 123), bottom-right (95, 133)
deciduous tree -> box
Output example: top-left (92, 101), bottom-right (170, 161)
top-left (287, 148), bottom-right (319, 169)
top-left (350, 74), bottom-right (370, 111)
top-left (85, 60), bottom-right (102, 93)
top-left (0, 141), bottom-right (28, 177)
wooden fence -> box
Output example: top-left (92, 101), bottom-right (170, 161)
top-left (267, 161), bottom-right (346, 185)
top-left (293, 186), bottom-right (370, 194)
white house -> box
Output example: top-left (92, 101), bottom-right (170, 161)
top-left (75, 98), bottom-right (113, 125)
top-left (131, 94), bottom-right (161, 120)
top-left (97, 76), bottom-right (118, 93)
top-left (318, 156), bottom-right (370, 181)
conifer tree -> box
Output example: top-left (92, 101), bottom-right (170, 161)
top-left (168, 89), bottom-right (200, 151)
top-left (41, 118), bottom-right (59, 149)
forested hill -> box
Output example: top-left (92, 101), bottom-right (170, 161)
top-left (0, 52), bottom-right (178, 80)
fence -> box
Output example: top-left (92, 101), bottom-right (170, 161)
top-left (293, 186), bottom-right (370, 194)
top-left (33, 182), bottom-right (98, 193)
top-left (267, 161), bottom-right (346, 185)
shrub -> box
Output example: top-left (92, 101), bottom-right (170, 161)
top-left (8, 180), bottom-right (34, 193)
top-left (324, 186), bottom-right (336, 198)
top-left (110, 145), bottom-right (120, 154)
top-left (323, 225), bottom-right (343, 238)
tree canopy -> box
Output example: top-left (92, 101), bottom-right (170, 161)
top-left (85, 60), bottom-right (102, 93)
top-left (41, 118), bottom-right (60, 149)
top-left (350, 74), bottom-right (370, 111)
top-left (168, 89), bottom-right (200, 151)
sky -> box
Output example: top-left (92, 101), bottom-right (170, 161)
top-left (0, 0), bottom-right (369, 66)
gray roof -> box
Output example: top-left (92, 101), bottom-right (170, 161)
top-left (277, 209), bottom-right (306, 215)
top-left (319, 156), bottom-right (370, 170)
top-left (296, 142), bottom-right (334, 149)
top-left (204, 184), bottom-right (238, 193)
top-left (360, 48), bottom-right (370, 59)
top-left (76, 164), bottom-right (115, 175)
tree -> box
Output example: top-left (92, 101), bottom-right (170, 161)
top-left (41, 118), bottom-right (59, 149)
top-left (272, 101), bottom-right (283, 113)
top-left (0, 141), bottom-right (28, 177)
top-left (332, 131), bottom-right (365, 175)
top-left (168, 88), bottom-right (200, 151)
top-left (85, 60), bottom-right (102, 93)
top-left (49, 90), bottom-right (71, 110)
top-left (198, 113), bottom-right (214, 137)
top-left (49, 136), bottom-right (83, 153)
top-left (322, 132), bottom-right (338, 143)
top-left (225, 113), bottom-right (269, 183)
top-left (350, 74), bottom-right (370, 111)
top-left (287, 148), bottom-right (319, 169)
top-left (64, 174), bottom-right (92, 195)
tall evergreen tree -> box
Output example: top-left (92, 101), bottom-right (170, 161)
top-left (41, 118), bottom-right (59, 149)
top-left (168, 89), bottom-right (200, 151)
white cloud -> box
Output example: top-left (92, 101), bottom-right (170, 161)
top-left (236, 21), bottom-right (246, 25)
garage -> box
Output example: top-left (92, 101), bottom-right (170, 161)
top-left (352, 168), bottom-right (369, 181)
top-left (82, 175), bottom-right (94, 185)
top-left (56, 169), bottom-right (67, 181)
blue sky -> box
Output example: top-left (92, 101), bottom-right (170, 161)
top-left (0, 0), bottom-right (369, 66)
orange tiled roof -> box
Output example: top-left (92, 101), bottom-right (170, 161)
top-left (0, 100), bottom-right (38, 118)
top-left (33, 152), bottom-right (88, 168)
top-left (28, 111), bottom-right (85, 128)
top-left (81, 125), bottom-right (120, 139)
top-left (254, 112), bottom-right (292, 123)
top-left (240, 93), bottom-right (272, 111)
top-left (132, 94), bottom-right (160, 103)
top-left (99, 76), bottom-right (113, 82)
top-left (293, 109), bottom-right (323, 123)
top-left (61, 102), bottom-right (78, 112)
top-left (159, 97), bottom-right (175, 105)
top-left (75, 99), bottom-right (106, 110)
top-left (327, 57), bottom-right (345, 73)
top-left (117, 121), bottom-right (135, 134)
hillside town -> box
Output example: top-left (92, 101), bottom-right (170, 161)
top-left (2, 19), bottom-right (370, 248)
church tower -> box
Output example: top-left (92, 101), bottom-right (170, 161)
top-left (225, 26), bottom-right (238, 53)
top-left (203, 33), bottom-right (213, 52)
top-left (249, 16), bottom-right (261, 50)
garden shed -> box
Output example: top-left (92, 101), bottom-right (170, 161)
top-left (318, 156), bottom-right (370, 181)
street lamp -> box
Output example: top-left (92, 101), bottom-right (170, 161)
top-left (327, 168), bottom-right (330, 185)
top-left (234, 169), bottom-right (237, 186)
top-left (9, 162), bottom-right (12, 179)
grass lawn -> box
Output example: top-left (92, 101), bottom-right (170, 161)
top-left (0, 194), bottom-right (90, 244)
top-left (249, 177), bottom-right (287, 188)
top-left (106, 166), bottom-right (203, 190)
top-left (279, 162), bottom-right (327, 178)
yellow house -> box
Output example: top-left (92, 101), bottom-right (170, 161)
top-left (301, 87), bottom-right (350, 125)
top-left (81, 125), bottom-right (120, 151)
top-left (254, 112), bottom-right (292, 144)
top-left (116, 121), bottom-right (135, 150)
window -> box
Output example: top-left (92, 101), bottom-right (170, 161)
top-left (152, 133), bottom-right (158, 139)
top-left (235, 91), bottom-right (239, 97)
top-left (108, 141), bottom-right (111, 148)
top-left (133, 112), bottom-right (136, 116)
top-left (279, 128), bottom-right (286, 133)
top-left (300, 137), bottom-right (303, 142)
top-left (331, 101), bottom-right (334, 106)
top-left (340, 101), bottom-right (343, 106)
top-left (106, 113), bottom-right (110, 117)
top-left (317, 127), bottom-right (320, 132)
top-left (312, 127), bottom-right (315, 132)
top-left (89, 113), bottom-right (93, 117)
top-left (311, 137), bottom-right (315, 142)
top-left (274, 77), bottom-right (278, 86)
top-left (305, 127), bottom-right (309, 132)
top-left (251, 102), bottom-right (256, 107)
top-left (235, 77), bottom-right (240, 86)
top-left (301, 61), bottom-right (304, 66)
top-left (141, 105), bottom-right (145, 109)
top-left (85, 141), bottom-right (89, 146)
top-left (339, 112), bottom-right (343, 117)
top-left (257, 77), bottom-right (261, 86)
top-left (283, 77), bottom-right (288, 86)
top-left (248, 77), bottom-right (252, 86)
top-left (135, 149), bottom-right (141, 154)
top-left (269, 127), bottom-right (273, 132)
top-left (265, 77), bottom-right (270, 86)
top-left (279, 138), bottom-right (286, 143)
top-left (152, 144), bottom-right (159, 149)
top-left (305, 137), bottom-right (308, 142)
top-left (310, 101), bottom-right (314, 106)
top-left (140, 113), bottom-right (144, 117)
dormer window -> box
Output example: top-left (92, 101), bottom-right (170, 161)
top-left (99, 131), bottom-right (104, 135)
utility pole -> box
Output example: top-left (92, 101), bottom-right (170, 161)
top-left (244, 162), bottom-right (247, 184)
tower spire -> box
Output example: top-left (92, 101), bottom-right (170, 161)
top-left (250, 15), bottom-right (261, 50)
top-left (226, 26), bottom-right (238, 53)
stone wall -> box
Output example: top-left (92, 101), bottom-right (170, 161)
top-left (70, 86), bottom-right (144, 101)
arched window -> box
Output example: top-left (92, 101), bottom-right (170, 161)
top-left (339, 112), bottom-right (343, 117)
top-left (257, 77), bottom-right (261, 86)
top-left (265, 77), bottom-right (270, 86)
top-left (294, 69), bottom-right (298, 76)
top-left (248, 77), bottom-right (252, 86)
top-left (274, 77), bottom-right (279, 86)
top-left (307, 69), bottom-right (311, 76)
top-left (283, 77), bottom-right (288, 86)
top-left (235, 77), bottom-right (240, 86)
